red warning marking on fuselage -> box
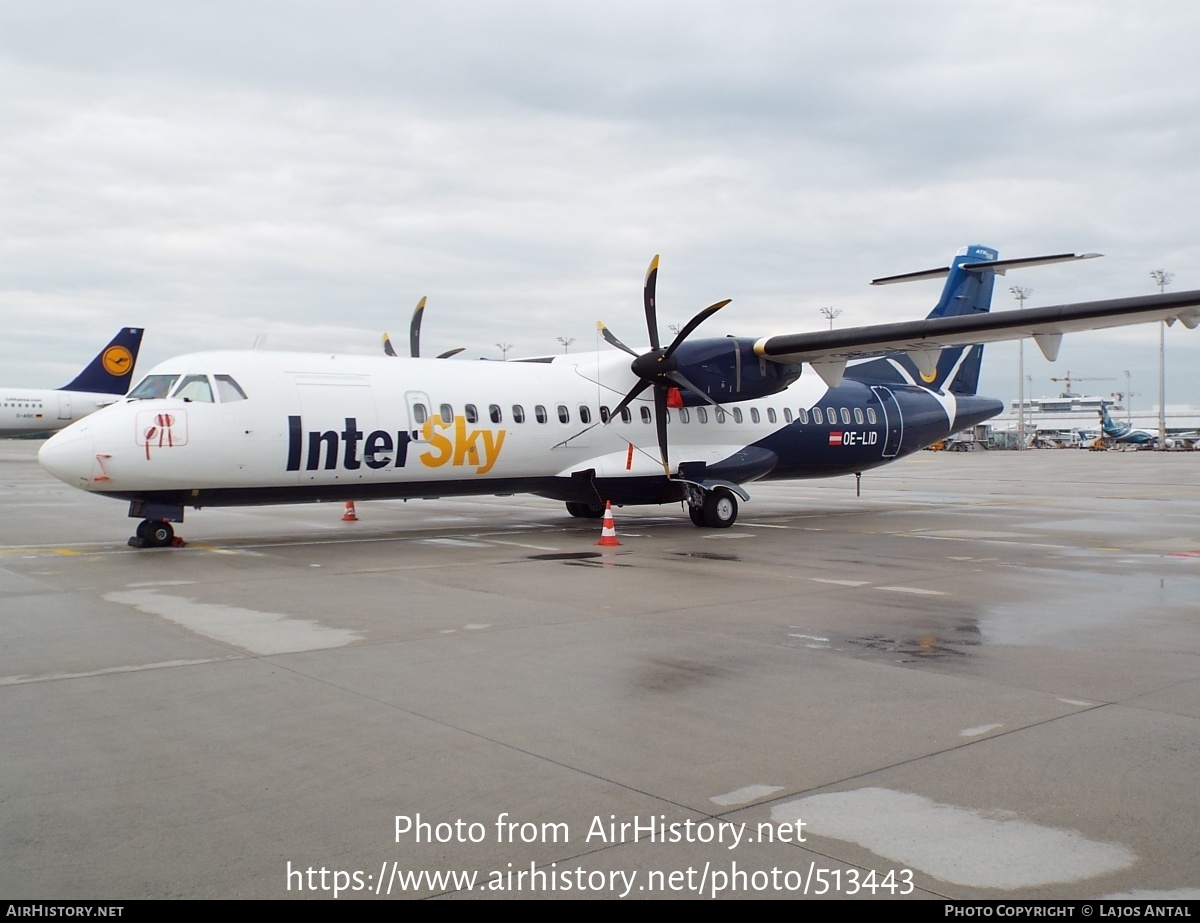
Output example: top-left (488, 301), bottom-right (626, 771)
top-left (625, 443), bottom-right (634, 470)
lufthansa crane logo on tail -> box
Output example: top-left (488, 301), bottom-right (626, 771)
top-left (102, 346), bottom-right (133, 376)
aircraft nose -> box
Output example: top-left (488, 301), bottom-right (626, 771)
top-left (39, 426), bottom-right (96, 487)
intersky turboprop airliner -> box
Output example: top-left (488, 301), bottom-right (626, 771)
top-left (37, 247), bottom-right (1200, 547)
top-left (1, 328), bottom-right (144, 438)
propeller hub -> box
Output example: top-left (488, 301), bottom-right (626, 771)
top-left (630, 348), bottom-right (672, 380)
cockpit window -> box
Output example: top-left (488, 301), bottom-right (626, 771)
top-left (214, 375), bottom-right (248, 402)
top-left (173, 375), bottom-right (214, 403)
top-left (128, 375), bottom-right (179, 400)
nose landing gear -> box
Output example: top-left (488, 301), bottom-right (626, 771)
top-left (129, 519), bottom-right (180, 548)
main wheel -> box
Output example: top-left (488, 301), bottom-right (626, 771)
top-left (688, 504), bottom-right (707, 527)
top-left (566, 501), bottom-right (605, 519)
top-left (701, 489), bottom-right (738, 528)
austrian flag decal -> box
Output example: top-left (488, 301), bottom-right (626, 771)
top-left (828, 431), bottom-right (843, 446)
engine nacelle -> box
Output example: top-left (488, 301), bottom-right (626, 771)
top-left (669, 337), bottom-right (801, 405)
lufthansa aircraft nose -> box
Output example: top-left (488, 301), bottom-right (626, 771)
top-left (39, 425), bottom-right (96, 487)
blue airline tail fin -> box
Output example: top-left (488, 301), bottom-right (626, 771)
top-left (854, 246), bottom-right (1101, 395)
top-left (60, 328), bottom-right (145, 394)
top-left (849, 245), bottom-right (1000, 395)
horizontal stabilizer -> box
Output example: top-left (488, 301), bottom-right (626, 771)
top-left (871, 251), bottom-right (1101, 286)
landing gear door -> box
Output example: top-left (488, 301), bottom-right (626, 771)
top-left (405, 391), bottom-right (432, 443)
top-left (872, 386), bottom-right (903, 458)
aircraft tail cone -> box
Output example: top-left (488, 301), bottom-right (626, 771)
top-left (342, 501), bottom-right (359, 522)
top-left (596, 501), bottom-right (621, 547)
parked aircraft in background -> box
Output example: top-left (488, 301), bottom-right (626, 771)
top-left (1, 328), bottom-right (145, 438)
top-left (1097, 401), bottom-right (1162, 447)
top-left (37, 248), bottom-right (1200, 547)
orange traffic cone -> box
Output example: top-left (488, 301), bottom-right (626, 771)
top-left (342, 501), bottom-right (358, 522)
top-left (596, 501), bottom-right (621, 547)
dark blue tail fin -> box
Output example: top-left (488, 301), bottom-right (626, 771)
top-left (850, 245), bottom-right (999, 395)
top-left (61, 328), bottom-right (145, 394)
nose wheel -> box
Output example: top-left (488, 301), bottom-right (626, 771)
top-left (129, 519), bottom-right (178, 548)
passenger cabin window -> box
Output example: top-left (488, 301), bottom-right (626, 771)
top-left (680, 408), bottom-right (690, 423)
top-left (535, 405), bottom-right (548, 424)
top-left (784, 408), bottom-right (794, 423)
top-left (812, 407), bottom-right (823, 424)
top-left (579, 405), bottom-right (591, 424)
top-left (732, 407), bottom-right (743, 423)
top-left (600, 406), bottom-right (611, 423)
top-left (413, 403), bottom-right (429, 424)
top-left (173, 375), bottom-right (214, 403)
top-left (750, 408), bottom-right (760, 424)
top-left (797, 408), bottom-right (807, 424)
top-left (854, 408), bottom-right (864, 425)
top-left (767, 408), bottom-right (777, 424)
top-left (214, 375), bottom-right (248, 402)
top-left (715, 409), bottom-right (726, 424)
top-left (620, 407), bottom-right (632, 424)
top-left (557, 404), bottom-right (570, 424)
top-left (440, 403), bottom-right (453, 423)
top-left (840, 408), bottom-right (851, 425)
top-left (489, 404), bottom-right (502, 423)
top-left (465, 404), bottom-right (478, 423)
top-left (697, 408), bottom-right (708, 423)
top-left (512, 405), bottom-right (526, 423)
top-left (129, 375), bottom-right (179, 400)
top-left (640, 406), bottom-right (652, 424)
top-left (867, 408), bottom-right (877, 424)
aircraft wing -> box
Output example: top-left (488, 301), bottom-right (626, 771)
top-left (753, 289), bottom-right (1200, 387)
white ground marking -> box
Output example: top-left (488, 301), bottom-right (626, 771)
top-left (771, 788), bottom-right (1135, 889)
top-left (0, 659), bottom-right (226, 686)
top-left (810, 578), bottom-right (869, 587)
top-left (710, 784), bottom-right (784, 806)
top-left (959, 724), bottom-right (1004, 737)
top-left (1057, 698), bottom-right (1097, 707)
top-left (878, 586), bottom-right (946, 596)
top-left (103, 589), bottom-right (363, 655)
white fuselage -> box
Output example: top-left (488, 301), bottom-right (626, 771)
top-left (37, 347), bottom-right (909, 501)
top-left (0, 388), bottom-right (124, 438)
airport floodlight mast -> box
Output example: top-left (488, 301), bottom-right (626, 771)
top-left (819, 306), bottom-right (841, 330)
top-left (495, 342), bottom-right (513, 361)
top-left (557, 337), bottom-right (575, 353)
top-left (1150, 269), bottom-right (1173, 448)
top-left (1010, 286), bottom-right (1032, 449)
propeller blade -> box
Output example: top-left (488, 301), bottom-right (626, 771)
top-left (436, 348), bottom-right (465, 359)
top-left (666, 370), bottom-right (722, 409)
top-left (409, 296), bottom-right (427, 358)
top-left (382, 333), bottom-right (398, 358)
top-left (598, 321), bottom-right (638, 357)
top-left (644, 255), bottom-right (661, 350)
top-left (653, 384), bottom-right (670, 475)
top-left (609, 380), bottom-right (652, 422)
top-left (664, 299), bottom-right (731, 358)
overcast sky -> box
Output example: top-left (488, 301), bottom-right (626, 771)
top-left (3, 1), bottom-right (1198, 411)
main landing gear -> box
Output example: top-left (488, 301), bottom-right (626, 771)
top-left (687, 486), bottom-right (738, 529)
top-left (129, 519), bottom-right (177, 548)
